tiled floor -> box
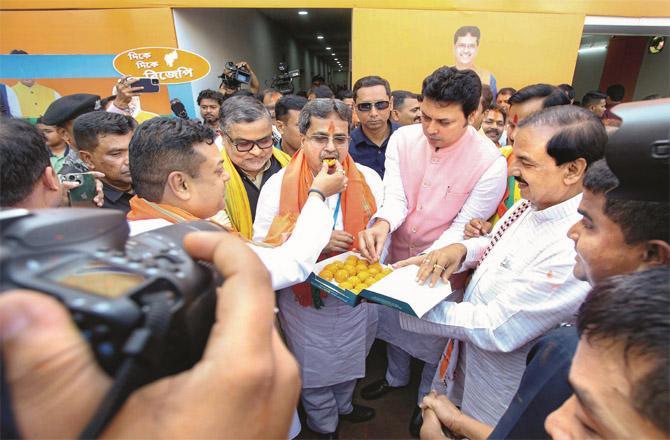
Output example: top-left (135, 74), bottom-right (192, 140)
top-left (296, 340), bottom-right (424, 439)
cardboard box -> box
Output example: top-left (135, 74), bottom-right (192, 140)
top-left (307, 251), bottom-right (366, 307)
top-left (309, 252), bottom-right (452, 317)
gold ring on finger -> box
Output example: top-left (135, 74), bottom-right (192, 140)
top-left (433, 264), bottom-right (445, 271)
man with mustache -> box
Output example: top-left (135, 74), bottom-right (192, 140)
top-left (395, 104), bottom-right (605, 429)
top-left (391, 90), bottom-right (422, 126)
top-left (254, 98), bottom-right (383, 438)
top-left (357, 66), bottom-right (507, 437)
top-left (348, 76), bottom-right (399, 178)
top-left (480, 104), bottom-right (506, 148)
top-left (73, 111), bottom-right (136, 213)
top-left (466, 84), bottom-right (570, 230)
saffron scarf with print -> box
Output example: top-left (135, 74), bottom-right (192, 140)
top-left (263, 149), bottom-right (377, 307)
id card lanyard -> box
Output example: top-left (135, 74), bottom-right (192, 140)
top-left (332, 194), bottom-right (342, 230)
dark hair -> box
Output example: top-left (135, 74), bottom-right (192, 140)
top-left (308, 85), bottom-right (335, 99)
top-left (583, 160), bottom-right (669, 244)
top-left (643, 94), bottom-right (662, 101)
top-left (220, 95), bottom-right (271, 133)
top-left (337, 90), bottom-right (353, 100)
top-left (498, 87), bottom-right (517, 96)
top-left (353, 76), bottom-right (391, 101)
top-left (99, 95), bottom-right (116, 110)
top-left (0, 119), bottom-right (51, 207)
top-left (577, 268), bottom-right (670, 436)
top-left (518, 105), bottom-right (606, 167)
top-left (197, 89), bottom-right (225, 106)
top-left (73, 111), bottom-right (136, 153)
top-left (582, 91), bottom-right (607, 108)
top-left (298, 99), bottom-right (351, 134)
top-left (421, 66), bottom-right (481, 117)
top-left (508, 83), bottom-right (570, 109)
top-left (9, 49), bottom-right (28, 55)
top-left (483, 104), bottom-right (507, 124)
top-left (275, 95), bottom-right (308, 122)
top-left (558, 83), bottom-right (576, 101)
top-left (453, 25), bottom-right (480, 44)
top-left (481, 84), bottom-right (493, 108)
top-left (129, 117), bottom-right (213, 202)
top-left (606, 84), bottom-right (625, 102)
top-left (392, 90), bottom-right (419, 109)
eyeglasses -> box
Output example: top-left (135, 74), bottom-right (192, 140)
top-left (306, 134), bottom-right (349, 148)
top-left (356, 101), bottom-right (390, 112)
top-left (224, 132), bottom-right (274, 152)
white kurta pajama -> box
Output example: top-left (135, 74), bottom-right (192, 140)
top-left (399, 195), bottom-right (591, 426)
top-left (254, 164), bottom-right (383, 434)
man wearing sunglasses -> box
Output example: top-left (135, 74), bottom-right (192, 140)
top-left (348, 76), bottom-right (400, 178)
top-left (357, 66), bottom-right (507, 437)
top-left (219, 95), bottom-right (292, 239)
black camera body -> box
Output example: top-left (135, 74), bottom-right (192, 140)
top-left (219, 61), bottom-right (251, 89)
top-left (271, 62), bottom-right (301, 94)
top-left (0, 208), bottom-right (221, 379)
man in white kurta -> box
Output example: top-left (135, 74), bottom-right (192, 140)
top-left (396, 105), bottom-right (607, 426)
top-left (254, 99), bottom-right (383, 435)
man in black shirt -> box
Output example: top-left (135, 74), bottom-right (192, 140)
top-left (73, 111), bottom-right (136, 213)
top-left (349, 76), bottom-right (399, 178)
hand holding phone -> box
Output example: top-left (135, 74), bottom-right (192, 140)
top-left (60, 172), bottom-right (98, 207)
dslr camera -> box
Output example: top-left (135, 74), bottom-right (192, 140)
top-left (271, 62), bottom-right (301, 94)
top-left (218, 61), bottom-right (252, 89)
top-left (0, 208), bottom-right (222, 380)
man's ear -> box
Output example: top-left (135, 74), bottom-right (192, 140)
top-left (275, 119), bottom-right (285, 135)
top-left (78, 150), bottom-right (95, 170)
top-left (564, 158), bottom-right (588, 185)
top-left (166, 171), bottom-right (190, 201)
top-left (390, 109), bottom-right (400, 122)
top-left (43, 166), bottom-right (61, 191)
top-left (643, 240), bottom-right (670, 267)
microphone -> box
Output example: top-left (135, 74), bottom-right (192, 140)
top-left (170, 98), bottom-right (189, 119)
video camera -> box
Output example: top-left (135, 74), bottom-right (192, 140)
top-left (218, 61), bottom-right (252, 90)
top-left (0, 208), bottom-right (222, 379)
top-left (271, 62), bottom-right (301, 94)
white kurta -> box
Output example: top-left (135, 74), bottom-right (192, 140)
top-left (399, 195), bottom-right (591, 426)
top-left (254, 164), bottom-right (384, 388)
top-left (127, 195), bottom-right (334, 291)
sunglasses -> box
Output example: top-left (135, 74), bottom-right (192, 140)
top-left (356, 101), bottom-right (390, 112)
top-left (224, 132), bottom-right (274, 152)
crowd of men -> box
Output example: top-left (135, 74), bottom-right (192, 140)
top-left (0, 55), bottom-right (668, 440)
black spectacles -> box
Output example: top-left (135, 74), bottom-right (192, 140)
top-left (356, 101), bottom-right (390, 112)
top-left (224, 132), bottom-right (274, 152)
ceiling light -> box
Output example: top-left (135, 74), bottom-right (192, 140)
top-left (578, 45), bottom-right (608, 54)
top-left (298, 10), bottom-right (308, 15)
top-left (317, 34), bottom-right (324, 40)
top-left (334, 58), bottom-right (339, 61)
top-left (325, 46), bottom-right (331, 50)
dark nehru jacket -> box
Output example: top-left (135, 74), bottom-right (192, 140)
top-left (234, 155), bottom-right (283, 221)
top-left (349, 121), bottom-right (400, 178)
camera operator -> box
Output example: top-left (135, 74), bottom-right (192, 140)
top-left (0, 118), bottom-right (104, 209)
top-left (0, 230), bottom-right (301, 438)
top-left (218, 60), bottom-right (260, 97)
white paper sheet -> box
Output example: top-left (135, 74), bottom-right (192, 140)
top-left (364, 265), bottom-right (452, 317)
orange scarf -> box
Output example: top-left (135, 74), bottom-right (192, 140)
top-left (264, 150), bottom-right (377, 307)
top-left (127, 196), bottom-right (231, 230)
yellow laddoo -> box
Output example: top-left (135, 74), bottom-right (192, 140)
top-left (319, 269), bottom-right (334, 281)
top-left (334, 269), bottom-right (349, 283)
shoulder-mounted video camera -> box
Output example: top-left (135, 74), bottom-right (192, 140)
top-left (218, 61), bottom-right (251, 89)
top-left (271, 62), bottom-right (301, 94)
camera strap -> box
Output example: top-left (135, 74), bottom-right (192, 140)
top-left (78, 293), bottom-right (173, 439)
